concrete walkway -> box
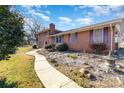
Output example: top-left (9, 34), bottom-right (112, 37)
top-left (26, 49), bottom-right (81, 88)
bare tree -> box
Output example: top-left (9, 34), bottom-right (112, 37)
top-left (24, 18), bottom-right (44, 45)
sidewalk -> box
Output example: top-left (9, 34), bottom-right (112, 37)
top-left (26, 49), bottom-right (81, 88)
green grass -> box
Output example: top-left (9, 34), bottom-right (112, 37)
top-left (67, 54), bottom-right (78, 59)
top-left (0, 46), bottom-right (44, 88)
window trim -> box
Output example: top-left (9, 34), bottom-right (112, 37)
top-left (54, 36), bottom-right (64, 43)
top-left (69, 33), bottom-right (77, 44)
top-left (93, 28), bottom-right (104, 44)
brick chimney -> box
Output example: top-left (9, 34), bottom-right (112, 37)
top-left (49, 23), bottom-right (55, 34)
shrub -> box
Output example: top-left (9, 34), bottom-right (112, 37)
top-left (32, 45), bottom-right (37, 49)
top-left (44, 43), bottom-right (55, 49)
top-left (8, 47), bottom-right (16, 54)
top-left (56, 43), bottom-right (68, 51)
top-left (44, 43), bottom-right (56, 52)
top-left (90, 43), bottom-right (106, 54)
top-left (67, 54), bottom-right (78, 59)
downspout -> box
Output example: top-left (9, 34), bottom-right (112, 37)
top-left (109, 24), bottom-right (114, 56)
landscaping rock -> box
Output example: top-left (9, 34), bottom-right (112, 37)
top-left (116, 65), bottom-right (120, 68)
top-left (90, 55), bottom-right (96, 58)
top-left (39, 49), bottom-right (124, 87)
top-left (79, 68), bottom-right (85, 74)
top-left (98, 59), bottom-right (103, 62)
top-left (116, 62), bottom-right (124, 68)
top-left (86, 73), bottom-right (91, 79)
top-left (116, 77), bottom-right (123, 85)
top-left (90, 74), bottom-right (97, 81)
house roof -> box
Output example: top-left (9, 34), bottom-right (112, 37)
top-left (37, 28), bottom-right (62, 34)
top-left (50, 18), bottom-right (124, 37)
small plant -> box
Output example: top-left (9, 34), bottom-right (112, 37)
top-left (44, 43), bottom-right (56, 52)
top-left (32, 45), bottom-right (37, 49)
top-left (90, 43), bottom-right (106, 54)
top-left (56, 43), bottom-right (68, 51)
top-left (44, 43), bottom-right (55, 49)
top-left (67, 54), bottom-right (78, 59)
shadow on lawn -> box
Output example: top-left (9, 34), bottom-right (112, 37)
top-left (0, 78), bottom-right (17, 88)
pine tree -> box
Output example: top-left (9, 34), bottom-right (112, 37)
top-left (0, 6), bottom-right (25, 60)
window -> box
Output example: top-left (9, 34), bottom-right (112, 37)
top-left (56, 36), bottom-right (59, 43)
top-left (53, 36), bottom-right (64, 43)
top-left (93, 29), bottom-right (103, 44)
top-left (58, 36), bottom-right (61, 43)
top-left (69, 33), bottom-right (77, 44)
top-left (61, 36), bottom-right (64, 43)
top-left (59, 36), bottom-right (64, 43)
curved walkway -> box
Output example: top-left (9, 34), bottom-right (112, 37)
top-left (26, 49), bottom-right (81, 88)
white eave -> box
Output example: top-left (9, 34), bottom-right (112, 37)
top-left (50, 18), bottom-right (124, 37)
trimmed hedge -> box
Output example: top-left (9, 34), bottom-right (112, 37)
top-left (44, 43), bottom-right (68, 52)
top-left (56, 43), bottom-right (68, 51)
top-left (44, 43), bottom-right (55, 49)
top-left (44, 43), bottom-right (56, 52)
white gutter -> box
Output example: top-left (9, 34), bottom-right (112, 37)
top-left (109, 24), bottom-right (114, 56)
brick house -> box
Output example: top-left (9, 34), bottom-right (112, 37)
top-left (37, 18), bottom-right (124, 53)
top-left (37, 23), bottom-right (62, 47)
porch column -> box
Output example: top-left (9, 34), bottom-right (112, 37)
top-left (109, 24), bottom-right (114, 56)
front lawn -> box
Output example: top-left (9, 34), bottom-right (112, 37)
top-left (0, 46), bottom-right (44, 88)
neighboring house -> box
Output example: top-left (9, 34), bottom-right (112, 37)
top-left (37, 18), bottom-right (124, 53)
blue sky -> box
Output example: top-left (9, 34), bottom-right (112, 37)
top-left (15, 5), bottom-right (124, 31)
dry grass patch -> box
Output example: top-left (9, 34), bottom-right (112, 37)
top-left (49, 62), bottom-right (91, 88)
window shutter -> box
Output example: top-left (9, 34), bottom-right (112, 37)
top-left (89, 30), bottom-right (93, 45)
top-left (103, 27), bottom-right (108, 45)
top-left (68, 34), bottom-right (70, 43)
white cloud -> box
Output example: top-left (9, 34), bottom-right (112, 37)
top-left (74, 5), bottom-right (88, 12)
top-left (109, 6), bottom-right (122, 11)
top-left (43, 5), bottom-right (47, 8)
top-left (76, 5), bottom-right (123, 17)
top-left (46, 10), bottom-right (51, 14)
top-left (90, 6), bottom-right (122, 15)
top-left (90, 6), bottom-right (110, 16)
top-left (78, 5), bottom-right (88, 9)
top-left (20, 5), bottom-right (50, 21)
top-left (116, 12), bottom-right (124, 18)
top-left (28, 10), bottom-right (50, 21)
top-left (39, 13), bottom-right (50, 21)
top-left (90, 5), bottom-right (123, 16)
top-left (58, 17), bottom-right (72, 24)
top-left (21, 5), bottom-right (42, 9)
top-left (21, 5), bottom-right (34, 10)
top-left (76, 18), bottom-right (93, 25)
